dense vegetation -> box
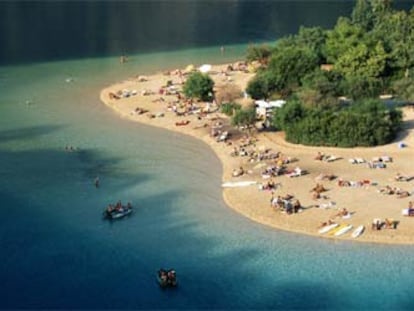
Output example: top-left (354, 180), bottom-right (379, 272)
top-left (245, 0), bottom-right (411, 147)
top-left (183, 72), bottom-right (214, 101)
top-left (220, 102), bottom-right (241, 116)
top-left (272, 99), bottom-right (402, 147)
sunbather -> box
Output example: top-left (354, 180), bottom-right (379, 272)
top-left (334, 208), bottom-right (350, 218)
top-left (385, 218), bottom-right (397, 229)
top-left (395, 173), bottom-right (412, 182)
top-left (396, 190), bottom-right (410, 199)
top-left (314, 152), bottom-right (324, 161)
top-left (311, 183), bottom-right (327, 193)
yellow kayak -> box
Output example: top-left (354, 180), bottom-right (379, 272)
top-left (329, 224), bottom-right (347, 236)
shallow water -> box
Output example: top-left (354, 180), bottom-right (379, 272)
top-left (0, 45), bottom-right (414, 310)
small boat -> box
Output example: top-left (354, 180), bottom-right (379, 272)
top-left (157, 269), bottom-right (177, 288)
top-left (318, 223), bottom-right (338, 234)
top-left (334, 224), bottom-right (353, 236)
top-left (351, 225), bottom-right (365, 238)
top-left (103, 204), bottom-right (133, 220)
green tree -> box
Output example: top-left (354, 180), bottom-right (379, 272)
top-left (301, 69), bottom-right (342, 99)
top-left (324, 17), bottom-right (365, 64)
top-left (246, 72), bottom-right (270, 99)
top-left (335, 41), bottom-right (387, 79)
top-left (220, 102), bottom-right (241, 116)
top-left (183, 72), bottom-right (214, 101)
top-left (294, 26), bottom-right (327, 63)
top-left (373, 10), bottom-right (414, 78)
top-left (231, 105), bottom-right (257, 129)
top-left (392, 78), bottom-right (414, 102)
top-left (271, 99), bottom-right (306, 131)
top-left (341, 76), bottom-right (382, 100)
top-left (267, 45), bottom-right (319, 93)
top-left (246, 44), bottom-right (272, 64)
top-left (371, 0), bottom-right (394, 25)
top-left (351, 0), bottom-right (374, 30)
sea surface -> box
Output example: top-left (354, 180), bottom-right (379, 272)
top-left (1, 1), bottom-right (414, 310)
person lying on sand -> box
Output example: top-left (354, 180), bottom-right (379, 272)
top-left (379, 185), bottom-right (395, 195)
top-left (232, 166), bottom-right (244, 177)
top-left (396, 189), bottom-right (411, 199)
top-left (314, 152), bottom-right (324, 161)
top-left (315, 173), bottom-right (336, 181)
top-left (334, 208), bottom-right (351, 219)
top-left (395, 173), bottom-right (413, 182)
top-left (319, 219), bottom-right (335, 228)
top-left (311, 183), bottom-right (327, 193)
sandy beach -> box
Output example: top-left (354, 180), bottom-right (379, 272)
top-left (100, 62), bottom-right (414, 244)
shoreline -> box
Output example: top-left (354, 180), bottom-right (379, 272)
top-left (100, 62), bottom-right (414, 245)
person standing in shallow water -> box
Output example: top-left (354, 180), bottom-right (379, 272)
top-left (94, 176), bottom-right (100, 188)
top-left (120, 55), bottom-right (128, 64)
top-left (220, 46), bottom-right (225, 55)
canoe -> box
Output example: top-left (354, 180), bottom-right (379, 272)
top-left (351, 225), bottom-right (365, 238)
top-left (334, 224), bottom-right (353, 236)
top-left (318, 223), bottom-right (338, 234)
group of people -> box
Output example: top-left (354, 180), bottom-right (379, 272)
top-left (158, 269), bottom-right (177, 287)
top-left (310, 183), bottom-right (328, 200)
top-left (105, 201), bottom-right (132, 214)
top-left (271, 194), bottom-right (302, 214)
top-left (337, 178), bottom-right (370, 188)
top-left (378, 185), bottom-right (411, 198)
top-left (371, 218), bottom-right (398, 230)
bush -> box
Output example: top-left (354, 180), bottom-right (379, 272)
top-left (183, 72), bottom-right (214, 101)
top-left (221, 102), bottom-right (241, 116)
top-left (272, 99), bottom-right (402, 147)
top-left (246, 44), bottom-right (272, 64)
top-left (246, 73), bottom-right (270, 100)
top-left (231, 105), bottom-right (257, 129)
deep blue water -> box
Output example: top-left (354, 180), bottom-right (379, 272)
top-left (0, 0), bottom-right (358, 65)
top-left (1, 1), bottom-right (414, 310)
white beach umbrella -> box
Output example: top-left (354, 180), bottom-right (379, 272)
top-left (199, 64), bottom-right (212, 73)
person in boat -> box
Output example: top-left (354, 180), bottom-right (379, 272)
top-left (159, 269), bottom-right (168, 282)
top-left (115, 200), bottom-right (122, 211)
top-left (105, 204), bottom-right (115, 217)
top-left (167, 270), bottom-right (177, 285)
top-left (158, 268), bottom-right (177, 287)
top-left (126, 202), bottom-right (132, 210)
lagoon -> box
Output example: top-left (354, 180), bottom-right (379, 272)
top-left (1, 1), bottom-right (414, 309)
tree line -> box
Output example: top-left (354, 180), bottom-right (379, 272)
top-left (182, 1), bottom-right (410, 147)
top-left (244, 0), bottom-right (410, 146)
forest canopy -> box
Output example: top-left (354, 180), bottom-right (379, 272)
top-left (245, 0), bottom-right (410, 147)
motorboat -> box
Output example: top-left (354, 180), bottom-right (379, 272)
top-left (103, 204), bottom-right (133, 220)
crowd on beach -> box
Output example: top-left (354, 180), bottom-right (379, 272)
top-left (102, 60), bottom-right (414, 243)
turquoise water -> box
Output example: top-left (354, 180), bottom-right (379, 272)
top-left (1, 46), bottom-right (414, 309)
